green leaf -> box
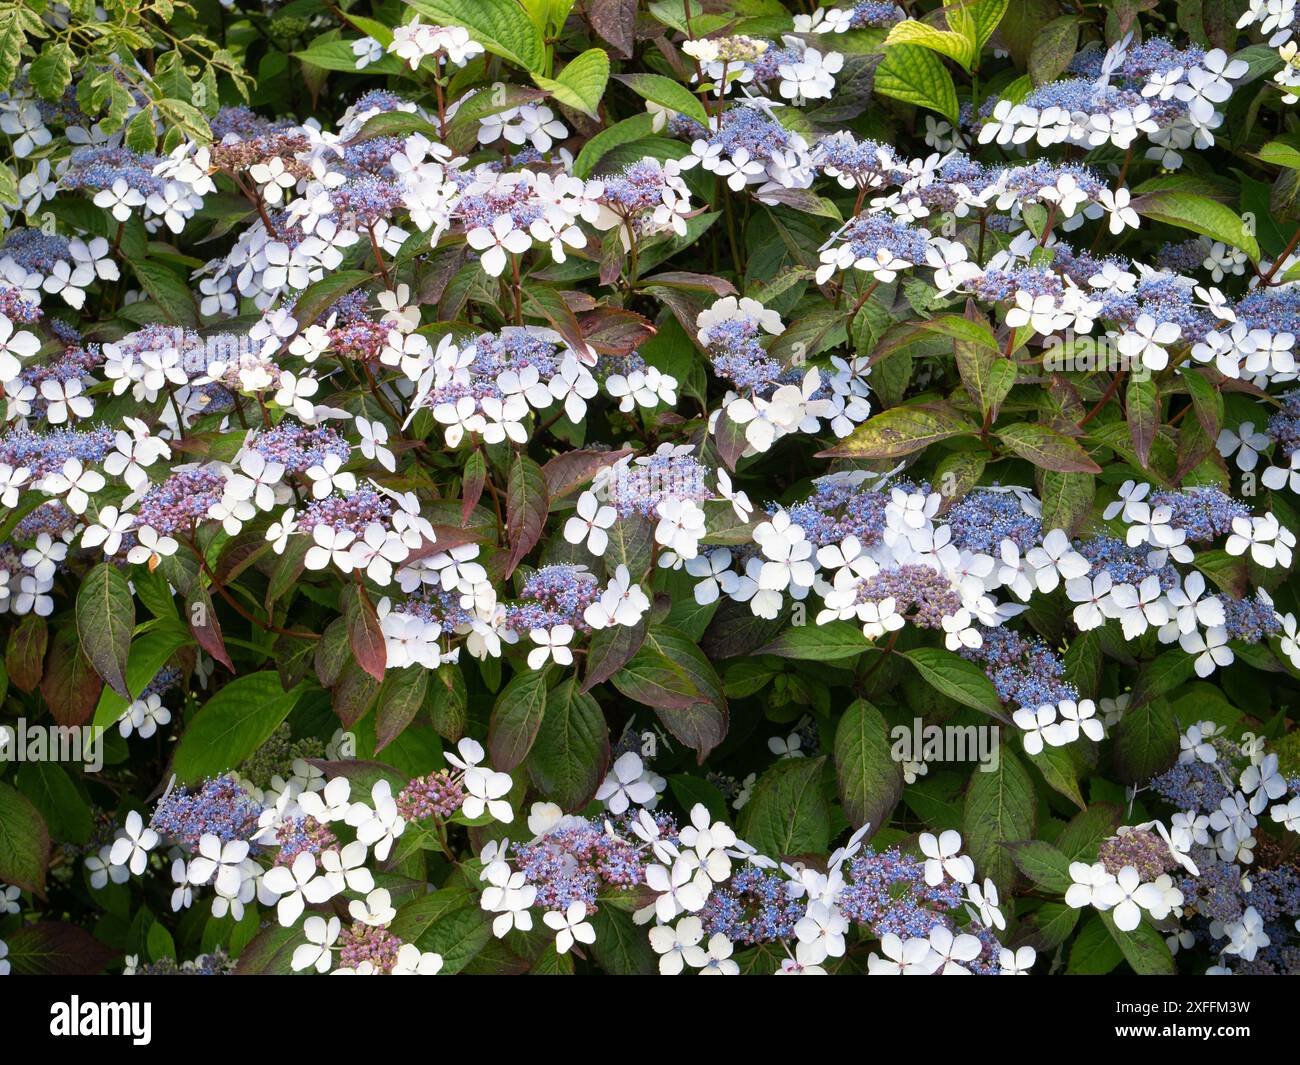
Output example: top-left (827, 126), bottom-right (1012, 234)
top-left (757, 619), bottom-right (874, 661)
top-left (288, 270), bottom-right (372, 327)
top-left (172, 673), bottom-right (305, 783)
top-left (589, 905), bottom-right (656, 974)
top-left (1128, 649), bottom-right (1196, 709)
top-left (821, 402), bottom-right (976, 459)
top-left (573, 113), bottom-right (656, 178)
top-left (1193, 548), bottom-right (1248, 598)
top-left (1099, 910), bottom-right (1177, 975)
top-left (1087, 420), bottom-right (1174, 485)
top-left (1131, 190), bottom-right (1261, 263)
top-left (1181, 367), bottom-right (1223, 438)
top-left (3, 922), bottom-right (117, 975)
top-left (613, 72), bottom-right (710, 126)
top-left (1028, 15), bottom-right (1079, 85)
top-left (231, 924), bottom-right (309, 975)
top-left (306, 621), bottom-right (351, 688)
top-left (0, 161), bottom-right (15, 209)
top-left (329, 661), bottom-right (379, 729)
top-left (655, 698), bottom-right (730, 765)
top-left (1256, 135), bottom-right (1300, 170)
top-left (1039, 471), bottom-right (1095, 536)
top-left (1112, 696), bottom-right (1178, 784)
top-left (1028, 744), bottom-right (1086, 810)
top-left (931, 450), bottom-right (984, 508)
top-left (533, 0), bottom-right (581, 36)
top-left (0, 490), bottom-right (44, 543)
top-left (92, 626), bottom-right (191, 728)
top-left (612, 629), bottom-right (711, 710)
top-left (348, 110), bottom-right (441, 143)
top-left (124, 108), bottom-right (156, 154)
top-left (374, 667), bottom-right (428, 753)
top-left (29, 41), bottom-right (74, 100)
top-left (428, 661), bottom-right (468, 741)
top-left (918, 314), bottom-right (999, 350)
top-left (414, 903), bottom-right (494, 974)
top-left (903, 647), bottom-right (1008, 721)
top-left (738, 755), bottom-right (831, 858)
top-left (875, 44), bottom-right (960, 124)
top-left (154, 98), bottom-right (212, 146)
top-left (962, 748), bottom-right (1036, 895)
top-left (1004, 839), bottom-right (1072, 892)
top-left (834, 699), bottom-right (903, 832)
top-left (76, 563), bottom-right (134, 700)
top-left (1126, 377), bottom-right (1160, 467)
top-left (147, 920), bottom-right (177, 963)
top-left (528, 941), bottom-right (575, 974)
top-left (293, 39), bottom-right (404, 75)
top-left (535, 47), bottom-right (610, 118)
top-left (526, 677), bottom-right (610, 811)
top-left (650, 0), bottom-right (733, 34)
top-left (612, 627), bottom-right (727, 759)
top-left (667, 773), bottom-right (729, 824)
top-left (389, 882), bottom-right (476, 942)
top-left (265, 536), bottom-right (310, 610)
top-left (604, 514), bottom-right (653, 580)
top-left (0, 775), bottom-right (49, 899)
top-left (1056, 803), bottom-right (1122, 862)
top-left (408, 0), bottom-right (548, 74)
top-left (130, 259), bottom-right (199, 327)
top-left (153, 51), bottom-right (192, 102)
top-left (997, 422), bottom-right (1102, 473)
top-left (1068, 914), bottom-right (1124, 974)
top-left (488, 666), bottom-right (551, 771)
top-left (1062, 631), bottom-right (1101, 700)
top-left (0, 781), bottom-right (50, 896)
top-left (955, 342), bottom-right (1017, 419)
top-left (345, 15), bottom-right (397, 46)
top-left (443, 83), bottom-right (549, 152)
top-left (1019, 901), bottom-right (1078, 951)
top-left (16, 762), bottom-right (92, 845)
top-left (0, 18), bottom-right (26, 91)
top-left (647, 0), bottom-right (731, 36)
top-left (967, 0), bottom-right (1010, 49)
top-left (582, 609), bottom-right (649, 692)
top-left (998, 0), bottom-right (1064, 68)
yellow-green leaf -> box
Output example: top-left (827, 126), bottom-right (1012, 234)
top-left (534, 47), bottom-right (610, 118)
top-left (885, 19), bottom-right (976, 72)
top-left (875, 43), bottom-right (960, 124)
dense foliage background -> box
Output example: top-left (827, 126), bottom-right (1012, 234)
top-left (0, 0), bottom-right (1297, 977)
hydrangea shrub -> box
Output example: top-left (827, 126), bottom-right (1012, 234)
top-left (0, 0), bottom-right (1299, 977)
